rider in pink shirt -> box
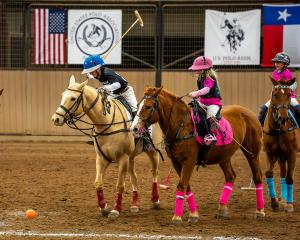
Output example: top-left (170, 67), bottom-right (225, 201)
top-left (188, 56), bottom-right (222, 146)
top-left (258, 52), bottom-right (299, 126)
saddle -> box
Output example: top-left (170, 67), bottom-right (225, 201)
top-left (189, 100), bottom-right (233, 146)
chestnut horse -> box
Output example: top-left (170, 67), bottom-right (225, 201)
top-left (51, 76), bottom-right (160, 218)
top-left (263, 77), bottom-right (299, 213)
top-left (131, 87), bottom-right (265, 223)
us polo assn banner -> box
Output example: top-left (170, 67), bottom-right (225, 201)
top-left (205, 10), bottom-right (261, 65)
top-left (262, 4), bottom-right (300, 67)
top-left (68, 10), bottom-right (122, 64)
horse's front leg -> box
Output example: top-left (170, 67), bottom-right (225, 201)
top-left (265, 153), bottom-right (279, 211)
top-left (285, 152), bottom-right (296, 212)
top-left (278, 160), bottom-right (287, 209)
top-left (217, 160), bottom-right (236, 219)
top-left (146, 149), bottom-right (160, 209)
top-left (172, 160), bottom-right (198, 224)
top-left (128, 156), bottom-right (139, 213)
top-left (108, 154), bottom-right (129, 219)
top-left (95, 154), bottom-right (110, 216)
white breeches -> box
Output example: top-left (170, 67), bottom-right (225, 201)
top-left (206, 105), bottom-right (220, 119)
top-left (265, 98), bottom-right (299, 107)
top-left (113, 86), bottom-right (138, 112)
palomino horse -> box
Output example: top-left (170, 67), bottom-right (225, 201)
top-left (51, 76), bottom-right (161, 218)
top-left (263, 77), bottom-right (299, 212)
top-left (131, 87), bottom-right (265, 223)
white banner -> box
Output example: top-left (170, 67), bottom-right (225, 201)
top-left (204, 10), bottom-right (261, 65)
top-left (68, 10), bottom-right (122, 64)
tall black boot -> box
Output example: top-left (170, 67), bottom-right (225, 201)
top-left (293, 104), bottom-right (300, 117)
top-left (258, 105), bottom-right (268, 127)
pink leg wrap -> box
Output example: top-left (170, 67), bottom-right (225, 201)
top-left (151, 182), bottom-right (160, 203)
top-left (131, 191), bottom-right (139, 207)
top-left (186, 191), bottom-right (198, 213)
top-left (255, 183), bottom-right (265, 209)
top-left (219, 182), bottom-right (233, 205)
top-left (114, 193), bottom-right (122, 212)
top-left (96, 190), bottom-right (106, 209)
top-left (174, 191), bottom-right (184, 217)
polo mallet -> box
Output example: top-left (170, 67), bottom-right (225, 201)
top-left (103, 10), bottom-right (144, 60)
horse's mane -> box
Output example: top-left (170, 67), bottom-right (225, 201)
top-left (145, 87), bottom-right (187, 106)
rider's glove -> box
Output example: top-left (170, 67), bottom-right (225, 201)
top-left (87, 73), bottom-right (95, 80)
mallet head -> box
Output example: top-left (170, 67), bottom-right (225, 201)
top-left (134, 10), bottom-right (144, 27)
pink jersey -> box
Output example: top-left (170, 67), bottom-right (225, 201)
top-left (199, 77), bottom-right (222, 106)
top-left (272, 69), bottom-right (296, 97)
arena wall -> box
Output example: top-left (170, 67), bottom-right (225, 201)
top-left (1, 70), bottom-right (299, 139)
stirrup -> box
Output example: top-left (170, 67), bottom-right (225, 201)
top-left (204, 134), bottom-right (217, 146)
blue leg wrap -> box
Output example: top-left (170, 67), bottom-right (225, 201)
top-left (280, 178), bottom-right (287, 200)
top-left (286, 184), bottom-right (293, 203)
top-left (267, 178), bottom-right (276, 198)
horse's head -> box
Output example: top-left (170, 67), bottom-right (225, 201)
top-left (51, 75), bottom-right (88, 126)
top-left (270, 76), bottom-right (295, 127)
top-left (131, 87), bottom-right (163, 136)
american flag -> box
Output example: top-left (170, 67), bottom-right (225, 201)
top-left (34, 9), bottom-right (66, 64)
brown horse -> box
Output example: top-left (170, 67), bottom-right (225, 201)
top-left (131, 87), bottom-right (265, 223)
top-left (51, 76), bottom-right (161, 219)
top-left (263, 77), bottom-right (299, 213)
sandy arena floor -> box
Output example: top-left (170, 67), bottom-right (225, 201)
top-left (0, 142), bottom-right (299, 240)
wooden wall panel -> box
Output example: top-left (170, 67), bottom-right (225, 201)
top-left (0, 69), bottom-right (299, 136)
top-left (0, 70), bottom-right (155, 135)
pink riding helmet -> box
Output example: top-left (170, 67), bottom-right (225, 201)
top-left (189, 56), bottom-right (213, 71)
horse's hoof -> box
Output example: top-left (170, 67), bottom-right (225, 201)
top-left (271, 198), bottom-right (279, 212)
top-left (255, 209), bottom-right (265, 220)
top-left (284, 203), bottom-right (294, 213)
top-left (100, 207), bottom-right (110, 217)
top-left (188, 216), bottom-right (199, 224)
top-left (216, 205), bottom-right (229, 219)
top-left (172, 215), bottom-right (183, 225)
top-left (130, 206), bottom-right (139, 213)
top-left (152, 201), bottom-right (160, 209)
top-left (108, 210), bottom-right (120, 219)
top-left (279, 199), bottom-right (287, 209)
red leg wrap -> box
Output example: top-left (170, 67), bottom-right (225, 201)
top-left (96, 190), bottom-right (106, 209)
top-left (151, 182), bottom-right (160, 203)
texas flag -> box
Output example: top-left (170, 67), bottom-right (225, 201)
top-left (262, 4), bottom-right (300, 67)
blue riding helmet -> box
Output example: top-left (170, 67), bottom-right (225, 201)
top-left (81, 55), bottom-right (105, 74)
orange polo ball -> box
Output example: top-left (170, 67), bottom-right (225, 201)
top-left (25, 209), bottom-right (37, 219)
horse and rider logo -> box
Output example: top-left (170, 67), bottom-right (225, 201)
top-left (75, 17), bottom-right (115, 56)
top-left (220, 16), bottom-right (245, 53)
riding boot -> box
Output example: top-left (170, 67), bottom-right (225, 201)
top-left (204, 117), bottom-right (218, 146)
top-left (258, 105), bottom-right (268, 127)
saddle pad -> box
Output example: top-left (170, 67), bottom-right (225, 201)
top-left (190, 108), bottom-right (233, 146)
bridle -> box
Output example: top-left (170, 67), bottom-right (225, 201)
top-left (55, 88), bottom-right (99, 122)
top-left (264, 85), bottom-right (295, 135)
top-left (138, 93), bottom-right (194, 147)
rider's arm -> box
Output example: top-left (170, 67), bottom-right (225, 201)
top-left (102, 82), bottom-right (121, 92)
top-left (189, 87), bottom-right (210, 98)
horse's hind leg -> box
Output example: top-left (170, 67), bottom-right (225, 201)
top-left (217, 160), bottom-right (236, 219)
top-left (241, 148), bottom-right (265, 219)
top-left (146, 149), bottom-right (160, 209)
top-left (265, 153), bottom-right (279, 211)
top-left (94, 155), bottom-right (110, 216)
top-left (108, 155), bottom-right (129, 219)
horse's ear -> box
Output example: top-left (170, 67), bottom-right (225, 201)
top-left (78, 79), bottom-right (89, 90)
top-left (269, 75), bottom-right (278, 86)
top-left (154, 86), bottom-right (163, 96)
top-left (0, 89), bottom-right (3, 96)
top-left (69, 75), bottom-right (76, 86)
top-left (286, 77), bottom-right (296, 86)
